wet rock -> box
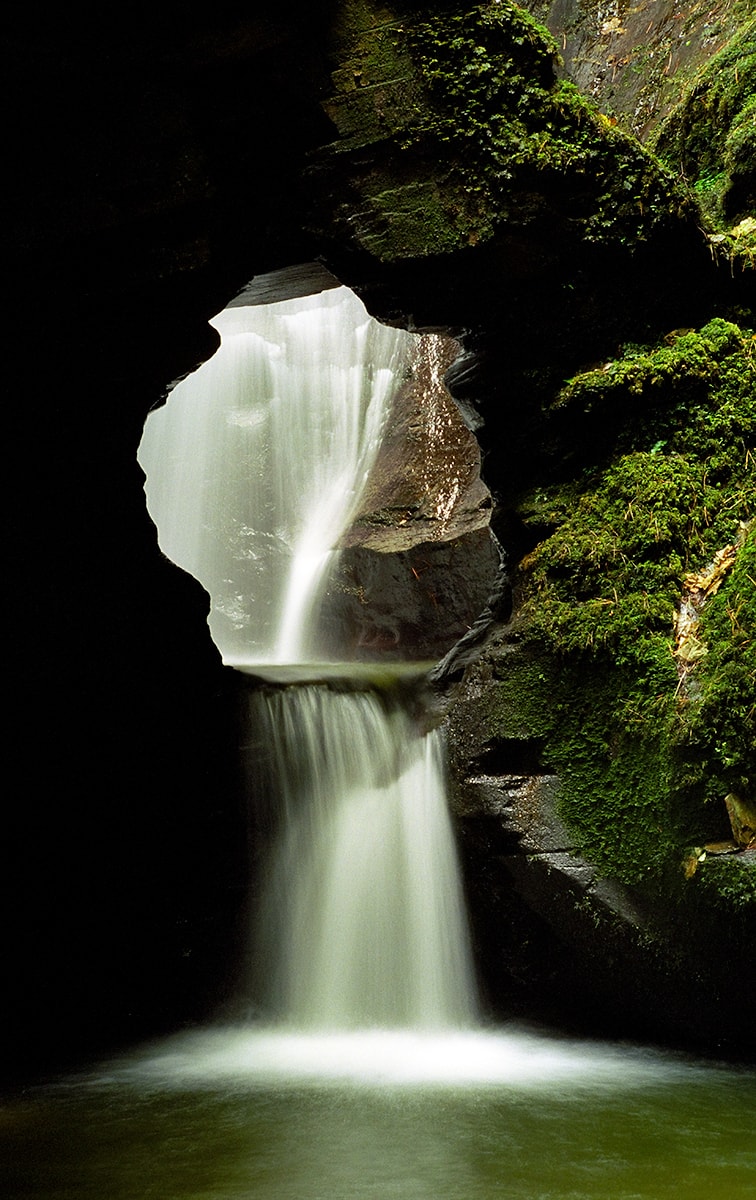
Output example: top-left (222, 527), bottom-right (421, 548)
top-left (458, 774), bottom-right (571, 854)
top-left (501, 851), bottom-right (597, 925)
top-left (725, 794), bottom-right (756, 849)
top-left (345, 332), bottom-right (492, 553)
top-left (519, 0), bottom-right (748, 141)
top-left (323, 325), bottom-right (500, 662)
top-left (328, 530), bottom-right (501, 662)
top-left (702, 840), bottom-right (741, 856)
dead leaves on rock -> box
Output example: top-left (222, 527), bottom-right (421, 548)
top-left (673, 542), bottom-right (738, 674)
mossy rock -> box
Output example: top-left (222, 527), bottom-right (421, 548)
top-left (505, 319), bottom-right (755, 902)
top-left (519, 0), bottom-right (754, 144)
top-left (309, 0), bottom-right (693, 264)
top-left (650, 17), bottom-right (756, 269)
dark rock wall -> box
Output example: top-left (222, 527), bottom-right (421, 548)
top-left (5, 6), bottom-right (339, 1078)
top-left (519, 0), bottom-right (747, 138)
top-left (444, 627), bottom-right (755, 1052)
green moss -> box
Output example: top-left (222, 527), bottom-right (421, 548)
top-left (691, 852), bottom-right (756, 915)
top-left (355, 176), bottom-right (477, 258)
top-left (650, 17), bottom-right (756, 190)
top-left (724, 93), bottom-right (756, 184)
top-left (553, 705), bottom-right (677, 883)
top-left (510, 319), bottom-right (755, 895)
top-left (549, 318), bottom-right (756, 481)
top-left (487, 646), bottom-right (560, 741)
top-left (401, 2), bottom-right (687, 249)
top-left (650, 17), bottom-right (756, 268)
top-left (323, 3), bottom-right (423, 148)
top-left (318, 1), bottom-right (691, 262)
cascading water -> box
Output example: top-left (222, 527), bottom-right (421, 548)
top-left (138, 283), bottom-right (415, 667)
top-left (250, 686), bottom-right (477, 1029)
top-left (138, 271), bottom-right (480, 1035)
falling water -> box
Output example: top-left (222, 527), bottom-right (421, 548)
top-left (138, 272), bottom-right (480, 1033)
top-left (138, 283), bottom-right (415, 666)
top-left (250, 685), bottom-right (478, 1029)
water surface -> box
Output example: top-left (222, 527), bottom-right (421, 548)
top-left (4, 1025), bottom-right (754, 1200)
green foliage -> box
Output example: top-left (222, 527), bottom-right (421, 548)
top-left (725, 94), bottom-right (756, 183)
top-left (512, 320), bottom-right (755, 894)
top-left (650, 17), bottom-right (756, 183)
top-left (650, 17), bottom-right (756, 266)
top-left (547, 668), bottom-right (678, 883)
top-left (401, 1), bottom-right (686, 248)
top-left (692, 852), bottom-right (756, 914)
top-left (554, 319), bottom-right (756, 494)
top-left (522, 322), bottom-right (755, 646)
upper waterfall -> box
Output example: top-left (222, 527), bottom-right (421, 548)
top-left (138, 272), bottom-right (498, 671)
top-left (138, 284), bottom-right (414, 666)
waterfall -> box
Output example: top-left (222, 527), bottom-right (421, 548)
top-left (138, 285), bottom-right (414, 667)
top-left (138, 271), bottom-right (480, 1033)
top-left (250, 685), bottom-right (478, 1029)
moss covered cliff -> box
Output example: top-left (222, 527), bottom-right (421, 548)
top-left (650, 15), bottom-right (756, 272)
top-left (512, 320), bottom-right (755, 880)
top-left (311, 0), bottom-right (690, 260)
top-left (443, 319), bottom-right (754, 1048)
top-left (520, 0), bottom-right (753, 139)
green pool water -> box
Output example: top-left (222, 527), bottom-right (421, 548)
top-left (3, 1026), bottom-right (754, 1199)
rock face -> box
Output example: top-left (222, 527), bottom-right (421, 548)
top-left (301, 0), bottom-right (735, 517)
top-left (305, 0), bottom-right (710, 333)
top-left (725, 794), bottom-right (756, 849)
top-left (518, 2), bottom-right (756, 275)
top-left (443, 630), bottom-right (755, 1047)
top-left (347, 334), bottom-right (490, 553)
top-left (438, 324), bottom-right (755, 1049)
top-left (335, 326), bottom-right (499, 660)
top-left (520, 0), bottom-right (747, 139)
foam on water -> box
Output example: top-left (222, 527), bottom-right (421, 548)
top-left (93, 1025), bottom-right (713, 1095)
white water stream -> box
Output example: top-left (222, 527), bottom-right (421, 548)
top-left (249, 685), bottom-right (478, 1029)
top-left (138, 284), bottom-right (413, 667)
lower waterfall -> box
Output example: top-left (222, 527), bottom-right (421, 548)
top-left (249, 684), bottom-right (478, 1030)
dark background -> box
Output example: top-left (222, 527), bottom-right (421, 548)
top-left (4, 6), bottom-right (341, 1079)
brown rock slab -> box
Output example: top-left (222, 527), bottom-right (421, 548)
top-left (346, 332), bottom-right (492, 553)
